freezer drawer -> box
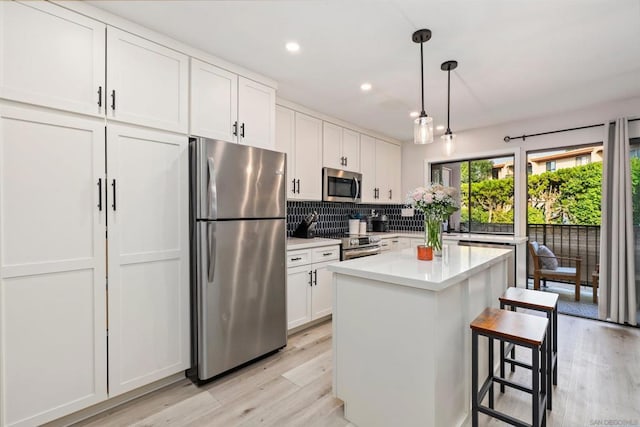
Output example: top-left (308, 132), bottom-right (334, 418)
top-left (195, 219), bottom-right (286, 380)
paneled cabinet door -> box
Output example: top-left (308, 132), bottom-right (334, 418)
top-left (190, 58), bottom-right (238, 142)
top-left (322, 122), bottom-right (343, 170)
top-left (360, 134), bottom-right (377, 203)
top-left (0, 106), bottom-right (107, 427)
top-left (0, 1), bottom-right (106, 117)
top-left (107, 27), bottom-right (189, 133)
top-left (375, 139), bottom-right (392, 201)
top-left (342, 128), bottom-right (360, 172)
top-left (311, 262), bottom-right (334, 319)
top-left (106, 124), bottom-right (189, 397)
top-left (293, 112), bottom-right (323, 200)
top-left (275, 105), bottom-right (296, 196)
top-left (238, 76), bottom-right (275, 150)
top-left (388, 142), bottom-right (402, 203)
top-left (287, 266), bottom-right (313, 330)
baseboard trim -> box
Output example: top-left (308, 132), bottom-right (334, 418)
top-left (41, 373), bottom-right (187, 427)
top-left (288, 314), bottom-right (332, 336)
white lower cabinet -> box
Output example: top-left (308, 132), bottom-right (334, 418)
top-left (0, 105), bottom-right (107, 427)
top-left (286, 245), bottom-right (339, 330)
top-left (106, 124), bottom-right (190, 397)
top-left (0, 105), bottom-right (189, 426)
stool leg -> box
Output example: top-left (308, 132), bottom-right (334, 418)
top-left (510, 305), bottom-right (516, 372)
top-left (532, 345), bottom-right (540, 427)
top-left (542, 336), bottom-right (548, 416)
top-left (553, 307), bottom-right (558, 385)
top-left (499, 302), bottom-right (505, 393)
top-left (488, 337), bottom-right (494, 409)
top-left (546, 311), bottom-right (552, 411)
top-left (472, 331), bottom-right (478, 427)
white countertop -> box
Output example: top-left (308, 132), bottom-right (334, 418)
top-left (286, 237), bottom-right (341, 251)
top-left (372, 231), bottom-right (528, 245)
top-left (327, 244), bottom-right (512, 291)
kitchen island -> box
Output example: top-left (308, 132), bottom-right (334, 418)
top-left (328, 244), bottom-right (512, 427)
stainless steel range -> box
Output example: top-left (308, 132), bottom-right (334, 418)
top-left (322, 233), bottom-right (382, 260)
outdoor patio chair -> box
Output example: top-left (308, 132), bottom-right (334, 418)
top-left (528, 242), bottom-right (582, 301)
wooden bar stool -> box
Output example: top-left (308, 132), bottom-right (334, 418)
top-left (499, 287), bottom-right (558, 410)
top-left (471, 307), bottom-right (548, 427)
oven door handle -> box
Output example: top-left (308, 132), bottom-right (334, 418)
top-left (343, 246), bottom-right (381, 260)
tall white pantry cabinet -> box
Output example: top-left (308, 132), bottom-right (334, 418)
top-left (0, 2), bottom-right (190, 426)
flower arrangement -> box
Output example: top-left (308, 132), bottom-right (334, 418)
top-left (407, 184), bottom-right (459, 253)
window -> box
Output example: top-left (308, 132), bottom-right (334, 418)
top-left (546, 161), bottom-right (556, 172)
top-left (576, 154), bottom-right (591, 166)
top-left (431, 155), bottom-right (515, 234)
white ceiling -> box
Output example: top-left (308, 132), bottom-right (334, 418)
top-left (88, 0), bottom-right (640, 141)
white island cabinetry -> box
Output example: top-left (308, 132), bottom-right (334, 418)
top-left (329, 245), bottom-right (511, 427)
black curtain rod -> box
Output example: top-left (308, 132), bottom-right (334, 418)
top-left (503, 118), bottom-right (640, 143)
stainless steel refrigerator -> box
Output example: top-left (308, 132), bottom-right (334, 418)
top-left (190, 137), bottom-right (287, 381)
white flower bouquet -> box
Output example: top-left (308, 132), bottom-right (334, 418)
top-left (407, 184), bottom-right (459, 252)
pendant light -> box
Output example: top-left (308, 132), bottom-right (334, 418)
top-left (412, 29), bottom-right (433, 144)
top-left (440, 60), bottom-right (458, 155)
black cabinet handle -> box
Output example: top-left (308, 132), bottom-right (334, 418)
top-left (308, 270), bottom-right (313, 286)
top-left (110, 90), bottom-right (116, 110)
top-left (322, 252), bottom-right (333, 256)
top-left (97, 86), bottom-right (102, 107)
top-left (296, 179), bottom-right (300, 194)
top-left (240, 123), bottom-right (245, 138)
top-left (345, 157), bottom-right (348, 167)
top-left (389, 189), bottom-right (392, 199)
top-left (97, 179), bottom-right (102, 211)
top-left (233, 121), bottom-right (238, 136)
top-left (292, 179), bottom-right (296, 194)
top-left (291, 256), bottom-right (302, 261)
top-left (111, 179), bottom-right (116, 211)
top-left (313, 270), bottom-right (318, 286)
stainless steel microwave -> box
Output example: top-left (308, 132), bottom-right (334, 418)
top-left (322, 167), bottom-right (361, 202)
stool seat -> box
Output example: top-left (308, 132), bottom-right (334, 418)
top-left (471, 307), bottom-right (548, 347)
top-left (499, 287), bottom-right (558, 311)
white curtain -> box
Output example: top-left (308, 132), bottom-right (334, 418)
top-left (599, 118), bottom-right (637, 325)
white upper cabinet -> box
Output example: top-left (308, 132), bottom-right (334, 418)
top-left (360, 134), bottom-right (377, 203)
top-left (293, 112), bottom-right (323, 200)
top-left (342, 128), bottom-right (360, 172)
top-left (359, 137), bottom-right (402, 204)
top-left (0, 1), bottom-right (106, 117)
top-left (190, 58), bottom-right (238, 142)
top-left (190, 64), bottom-right (275, 149)
top-left (238, 76), bottom-right (276, 150)
top-left (275, 105), bottom-right (295, 194)
top-left (107, 27), bottom-right (189, 133)
top-left (322, 122), bottom-right (360, 172)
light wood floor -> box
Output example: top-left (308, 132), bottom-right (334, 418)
top-left (74, 315), bottom-right (640, 427)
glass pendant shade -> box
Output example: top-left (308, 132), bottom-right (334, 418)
top-left (414, 115), bottom-right (434, 144)
top-left (441, 131), bottom-right (456, 155)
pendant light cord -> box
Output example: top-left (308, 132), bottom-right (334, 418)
top-left (420, 42), bottom-right (425, 115)
top-left (446, 68), bottom-right (451, 131)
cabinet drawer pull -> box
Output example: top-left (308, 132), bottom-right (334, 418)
top-left (322, 252), bottom-right (333, 256)
top-left (391, 240), bottom-right (399, 243)
top-left (291, 256), bottom-right (302, 261)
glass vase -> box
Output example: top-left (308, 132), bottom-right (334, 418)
top-left (425, 218), bottom-right (443, 256)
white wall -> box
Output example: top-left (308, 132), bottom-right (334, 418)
top-left (402, 95), bottom-right (640, 235)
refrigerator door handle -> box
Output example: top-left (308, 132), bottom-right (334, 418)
top-left (207, 222), bottom-right (216, 283)
top-left (207, 157), bottom-right (218, 219)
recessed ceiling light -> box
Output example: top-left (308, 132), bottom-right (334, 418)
top-left (360, 82), bottom-right (372, 91)
top-left (285, 42), bottom-right (300, 53)
top-left (410, 111), bottom-right (419, 118)
top-left (436, 125), bottom-right (445, 131)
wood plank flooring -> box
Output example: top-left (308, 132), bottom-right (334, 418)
top-left (73, 315), bottom-right (640, 427)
